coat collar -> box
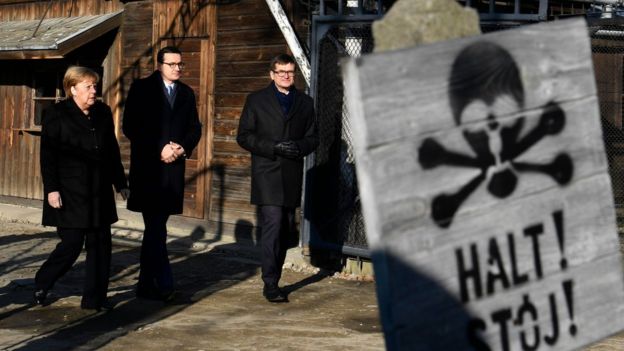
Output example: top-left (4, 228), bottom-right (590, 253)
top-left (61, 98), bottom-right (98, 126)
top-left (148, 71), bottom-right (175, 110)
top-left (286, 85), bottom-right (304, 120)
top-left (263, 82), bottom-right (302, 120)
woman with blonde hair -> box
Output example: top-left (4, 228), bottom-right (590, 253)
top-left (34, 66), bottom-right (129, 311)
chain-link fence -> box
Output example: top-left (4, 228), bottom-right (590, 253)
top-left (307, 23), bottom-right (374, 256)
top-left (590, 23), bottom-right (624, 238)
top-left (306, 19), bottom-right (624, 256)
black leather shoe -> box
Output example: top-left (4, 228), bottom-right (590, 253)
top-left (137, 287), bottom-right (176, 303)
top-left (98, 300), bottom-right (115, 312)
top-left (33, 289), bottom-right (47, 306)
top-left (263, 284), bottom-right (288, 303)
top-left (161, 289), bottom-right (176, 303)
top-left (81, 300), bottom-right (114, 312)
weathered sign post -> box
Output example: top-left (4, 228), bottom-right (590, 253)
top-left (343, 18), bottom-right (624, 350)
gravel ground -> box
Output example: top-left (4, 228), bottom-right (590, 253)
top-left (0, 221), bottom-right (383, 350)
top-left (1, 220), bottom-right (623, 351)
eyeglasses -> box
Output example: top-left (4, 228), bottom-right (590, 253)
top-left (272, 70), bottom-right (295, 77)
top-left (161, 62), bottom-right (185, 70)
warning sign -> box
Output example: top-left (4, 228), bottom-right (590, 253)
top-left (343, 18), bottom-right (624, 350)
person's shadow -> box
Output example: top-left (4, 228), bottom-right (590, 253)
top-left (0, 230), bottom-right (58, 317)
top-left (281, 270), bottom-right (331, 297)
top-left (3, 219), bottom-right (260, 350)
top-left (371, 252), bottom-right (488, 350)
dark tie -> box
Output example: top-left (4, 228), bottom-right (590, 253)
top-left (166, 85), bottom-right (174, 106)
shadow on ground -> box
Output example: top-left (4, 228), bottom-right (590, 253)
top-left (0, 221), bottom-right (261, 350)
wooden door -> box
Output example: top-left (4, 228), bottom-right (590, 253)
top-left (164, 38), bottom-right (213, 219)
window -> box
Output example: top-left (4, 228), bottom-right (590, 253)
top-left (30, 67), bottom-right (104, 129)
top-left (32, 71), bottom-right (63, 127)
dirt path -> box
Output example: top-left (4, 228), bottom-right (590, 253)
top-left (0, 221), bottom-right (383, 350)
top-left (2, 220), bottom-right (624, 350)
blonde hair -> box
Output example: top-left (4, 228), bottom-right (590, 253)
top-left (63, 66), bottom-right (99, 98)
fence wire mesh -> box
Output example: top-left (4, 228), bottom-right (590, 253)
top-left (308, 24), bottom-right (374, 254)
top-left (590, 23), bottom-right (624, 245)
top-left (308, 20), bottom-right (624, 255)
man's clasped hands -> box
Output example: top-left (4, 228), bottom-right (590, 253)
top-left (161, 141), bottom-right (185, 163)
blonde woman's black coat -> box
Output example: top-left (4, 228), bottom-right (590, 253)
top-left (40, 99), bottom-right (128, 228)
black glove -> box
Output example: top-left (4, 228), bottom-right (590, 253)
top-left (274, 141), bottom-right (300, 158)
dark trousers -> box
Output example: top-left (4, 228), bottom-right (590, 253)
top-left (35, 227), bottom-right (111, 307)
top-left (259, 205), bottom-right (297, 286)
top-left (138, 211), bottom-right (173, 292)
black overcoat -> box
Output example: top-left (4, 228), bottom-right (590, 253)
top-left (40, 99), bottom-right (128, 228)
top-left (237, 83), bottom-right (318, 207)
top-left (122, 71), bottom-right (202, 214)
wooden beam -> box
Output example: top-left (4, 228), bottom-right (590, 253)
top-left (0, 10), bottom-right (123, 60)
top-left (264, 0), bottom-right (311, 87)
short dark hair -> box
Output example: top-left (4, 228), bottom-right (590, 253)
top-left (270, 54), bottom-right (296, 71)
top-left (157, 46), bottom-right (182, 63)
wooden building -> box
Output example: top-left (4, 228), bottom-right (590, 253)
top-left (0, 0), bottom-right (310, 236)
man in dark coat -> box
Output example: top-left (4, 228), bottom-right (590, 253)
top-left (237, 54), bottom-right (319, 302)
top-left (123, 46), bottom-right (202, 301)
top-left (36, 66), bottom-right (129, 311)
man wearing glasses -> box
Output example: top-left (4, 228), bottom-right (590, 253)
top-left (237, 54), bottom-right (319, 302)
top-left (123, 46), bottom-right (202, 302)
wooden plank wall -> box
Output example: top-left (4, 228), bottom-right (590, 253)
top-left (0, 0), bottom-right (313, 234)
top-left (212, 0), bottom-right (300, 228)
top-left (0, 0), bottom-right (123, 20)
top-left (0, 67), bottom-right (40, 199)
top-left (163, 38), bottom-right (210, 218)
top-left (0, 0), bottom-right (124, 201)
top-left (153, 0), bottom-right (211, 40)
top-left (150, 0), bottom-right (216, 218)
top-left (116, 1), bottom-right (156, 184)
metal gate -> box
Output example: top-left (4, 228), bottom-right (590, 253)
top-left (304, 18), bottom-right (379, 258)
top-left (589, 20), bottom-right (624, 233)
top-left (302, 2), bottom-right (624, 256)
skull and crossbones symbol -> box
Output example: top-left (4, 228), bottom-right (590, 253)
top-left (418, 41), bottom-right (574, 228)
